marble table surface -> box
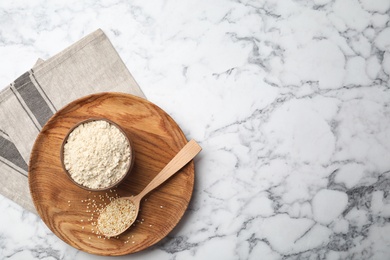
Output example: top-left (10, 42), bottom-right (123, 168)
top-left (1, 0), bottom-right (390, 259)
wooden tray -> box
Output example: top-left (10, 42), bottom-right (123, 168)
top-left (28, 92), bottom-right (194, 256)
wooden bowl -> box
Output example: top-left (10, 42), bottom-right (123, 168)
top-left (60, 118), bottom-right (135, 191)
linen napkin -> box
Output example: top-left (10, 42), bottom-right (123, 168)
top-left (0, 29), bottom-right (146, 214)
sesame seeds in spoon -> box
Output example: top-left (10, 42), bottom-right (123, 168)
top-left (97, 140), bottom-right (202, 237)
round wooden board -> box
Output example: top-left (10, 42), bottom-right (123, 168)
top-left (28, 92), bottom-right (194, 256)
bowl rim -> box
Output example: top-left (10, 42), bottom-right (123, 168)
top-left (60, 117), bottom-right (135, 192)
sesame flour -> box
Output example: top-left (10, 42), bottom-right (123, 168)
top-left (63, 120), bottom-right (131, 189)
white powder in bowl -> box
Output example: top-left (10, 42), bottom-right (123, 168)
top-left (63, 120), bottom-right (131, 189)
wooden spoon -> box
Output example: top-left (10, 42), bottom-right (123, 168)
top-left (97, 139), bottom-right (202, 237)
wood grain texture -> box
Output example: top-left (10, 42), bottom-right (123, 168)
top-left (28, 92), bottom-right (194, 256)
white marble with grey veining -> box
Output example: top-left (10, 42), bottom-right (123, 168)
top-left (1, 0), bottom-right (390, 259)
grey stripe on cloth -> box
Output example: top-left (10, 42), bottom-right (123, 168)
top-left (13, 71), bottom-right (54, 127)
top-left (0, 127), bottom-right (32, 212)
top-left (0, 131), bottom-right (28, 173)
top-left (0, 87), bottom-right (41, 162)
top-left (0, 29), bottom-right (146, 214)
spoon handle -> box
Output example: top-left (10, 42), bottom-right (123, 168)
top-left (137, 139), bottom-right (202, 200)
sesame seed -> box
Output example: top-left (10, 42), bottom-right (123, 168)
top-left (97, 198), bottom-right (137, 237)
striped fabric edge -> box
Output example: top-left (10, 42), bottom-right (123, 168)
top-left (0, 129), bottom-right (28, 175)
top-left (0, 69), bottom-right (57, 213)
top-left (0, 70), bottom-right (56, 175)
top-left (12, 71), bottom-right (56, 128)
